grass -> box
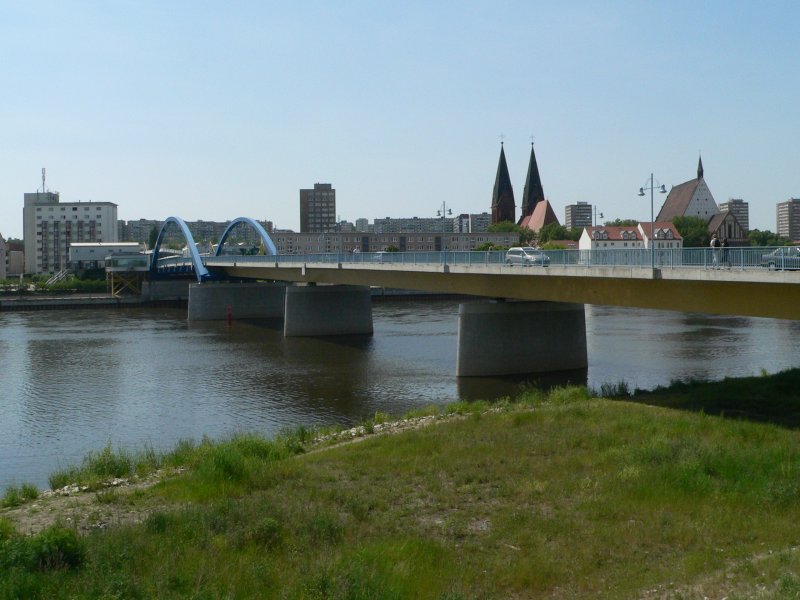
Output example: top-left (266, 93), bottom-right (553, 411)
top-left (2, 483), bottom-right (38, 508)
top-left (2, 375), bottom-right (800, 598)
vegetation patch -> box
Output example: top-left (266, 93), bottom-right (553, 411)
top-left (2, 375), bottom-right (800, 598)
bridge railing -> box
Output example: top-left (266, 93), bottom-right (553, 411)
top-left (181, 246), bottom-right (797, 273)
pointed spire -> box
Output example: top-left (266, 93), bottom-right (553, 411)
top-left (491, 144), bottom-right (516, 224)
top-left (519, 141), bottom-right (545, 222)
top-left (697, 155), bottom-right (704, 180)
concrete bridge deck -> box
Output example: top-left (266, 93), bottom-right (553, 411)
top-left (202, 258), bottom-right (800, 321)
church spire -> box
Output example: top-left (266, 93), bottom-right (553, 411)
top-left (491, 143), bottom-right (516, 224)
top-left (697, 155), bottom-right (704, 180)
top-left (519, 141), bottom-right (545, 222)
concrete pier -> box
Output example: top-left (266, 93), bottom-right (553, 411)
top-left (456, 300), bottom-right (587, 377)
top-left (142, 280), bottom-right (192, 301)
top-left (284, 285), bottom-right (373, 336)
top-left (188, 282), bottom-right (286, 321)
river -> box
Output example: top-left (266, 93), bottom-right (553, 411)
top-left (1, 300), bottom-right (798, 490)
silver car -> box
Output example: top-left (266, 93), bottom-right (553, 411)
top-left (761, 246), bottom-right (800, 270)
top-left (505, 246), bottom-right (550, 267)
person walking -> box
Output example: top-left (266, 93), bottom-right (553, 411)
top-left (710, 234), bottom-right (721, 269)
top-left (721, 237), bottom-right (730, 269)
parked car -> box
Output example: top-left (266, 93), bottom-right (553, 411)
top-left (505, 246), bottom-right (550, 267)
top-left (761, 246), bottom-right (800, 270)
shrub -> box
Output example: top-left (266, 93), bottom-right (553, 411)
top-left (2, 486), bottom-right (22, 508)
top-left (29, 526), bottom-right (87, 570)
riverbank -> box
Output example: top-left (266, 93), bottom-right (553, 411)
top-left (0, 288), bottom-right (464, 312)
top-left (3, 371), bottom-right (800, 598)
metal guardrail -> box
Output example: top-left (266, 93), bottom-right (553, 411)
top-left (153, 246), bottom-right (800, 273)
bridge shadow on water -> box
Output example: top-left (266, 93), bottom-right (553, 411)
top-left (622, 368), bottom-right (800, 430)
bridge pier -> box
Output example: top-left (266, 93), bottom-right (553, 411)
top-left (188, 282), bottom-right (286, 321)
top-left (284, 285), bottom-right (373, 336)
top-left (456, 300), bottom-right (587, 377)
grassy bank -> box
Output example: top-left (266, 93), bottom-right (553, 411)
top-left (3, 372), bottom-right (800, 598)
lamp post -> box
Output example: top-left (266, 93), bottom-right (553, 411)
top-left (593, 206), bottom-right (604, 228)
top-left (638, 174), bottom-right (667, 272)
top-left (437, 202), bottom-right (453, 265)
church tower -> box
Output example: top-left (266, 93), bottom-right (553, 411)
top-left (519, 141), bottom-right (545, 223)
top-left (491, 143), bottom-right (516, 224)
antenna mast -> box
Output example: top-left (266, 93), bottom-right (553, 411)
top-left (41, 168), bottom-right (46, 193)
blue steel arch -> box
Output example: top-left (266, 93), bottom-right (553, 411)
top-left (151, 216), bottom-right (211, 282)
top-left (215, 217), bottom-right (277, 256)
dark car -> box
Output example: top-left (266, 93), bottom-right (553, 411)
top-left (761, 246), bottom-right (800, 270)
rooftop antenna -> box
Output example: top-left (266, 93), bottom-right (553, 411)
top-left (41, 168), bottom-right (46, 193)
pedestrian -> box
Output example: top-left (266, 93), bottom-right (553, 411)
top-left (710, 234), bottom-right (721, 268)
top-left (721, 237), bottom-right (730, 268)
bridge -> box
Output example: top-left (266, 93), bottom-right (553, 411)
top-left (144, 216), bottom-right (800, 377)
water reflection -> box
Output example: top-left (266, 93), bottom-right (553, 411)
top-left (1, 301), bottom-right (799, 490)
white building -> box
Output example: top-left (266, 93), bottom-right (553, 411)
top-left (638, 222), bottom-right (684, 251)
top-left (69, 242), bottom-right (143, 269)
top-left (23, 191), bottom-right (118, 275)
top-left (578, 226), bottom-right (644, 251)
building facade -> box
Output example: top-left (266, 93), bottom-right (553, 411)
top-left (491, 144), bottom-right (515, 224)
top-left (23, 192), bottom-right (118, 275)
top-left (0, 234), bottom-right (7, 280)
top-left (267, 232), bottom-right (519, 255)
top-left (777, 198), bottom-right (800, 241)
top-left (373, 216), bottom-right (457, 234)
top-left (519, 142), bottom-right (545, 224)
top-left (564, 202), bottom-right (592, 229)
top-left (719, 198), bottom-right (749, 233)
top-left (656, 157), bottom-right (720, 223)
top-left (300, 183), bottom-right (336, 233)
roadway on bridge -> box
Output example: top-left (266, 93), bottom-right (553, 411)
top-left (203, 258), bottom-right (800, 321)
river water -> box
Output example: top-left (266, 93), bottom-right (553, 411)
top-left (1, 300), bottom-right (798, 490)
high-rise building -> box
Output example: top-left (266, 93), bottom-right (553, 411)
top-left (491, 144), bottom-right (515, 224)
top-left (23, 189), bottom-right (118, 275)
top-left (719, 198), bottom-right (749, 232)
top-left (776, 198), bottom-right (800, 241)
top-left (565, 202), bottom-right (593, 229)
top-left (300, 183), bottom-right (336, 233)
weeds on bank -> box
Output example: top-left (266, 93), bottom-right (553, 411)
top-left (5, 377), bottom-right (800, 598)
top-left (1, 484), bottom-right (38, 508)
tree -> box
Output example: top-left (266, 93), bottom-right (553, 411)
top-left (385, 245), bottom-right (400, 252)
top-left (748, 229), bottom-right (791, 247)
top-left (672, 216), bottom-right (710, 247)
top-left (473, 242), bottom-right (508, 252)
top-left (148, 226), bottom-right (159, 249)
top-left (603, 218), bottom-right (639, 227)
top-left (487, 221), bottom-right (520, 233)
top-left (537, 223), bottom-right (582, 244)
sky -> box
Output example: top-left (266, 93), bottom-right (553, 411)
top-left (2, 1), bottom-right (798, 239)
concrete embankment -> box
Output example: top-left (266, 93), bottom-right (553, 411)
top-left (0, 294), bottom-right (183, 312)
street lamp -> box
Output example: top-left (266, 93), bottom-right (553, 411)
top-left (638, 174), bottom-right (667, 272)
top-left (593, 206), bottom-right (604, 228)
top-left (437, 202), bottom-right (453, 264)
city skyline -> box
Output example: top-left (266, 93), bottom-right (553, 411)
top-left (2, 2), bottom-right (798, 239)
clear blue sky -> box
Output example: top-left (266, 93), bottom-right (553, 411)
top-left (2, 1), bottom-right (798, 239)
